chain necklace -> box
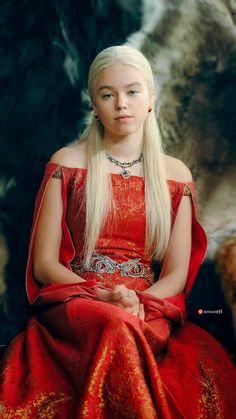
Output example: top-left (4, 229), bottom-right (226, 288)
top-left (105, 151), bottom-right (144, 178)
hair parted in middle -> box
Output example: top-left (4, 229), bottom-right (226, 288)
top-left (78, 45), bottom-right (171, 266)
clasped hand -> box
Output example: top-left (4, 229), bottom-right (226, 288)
top-left (96, 284), bottom-right (145, 320)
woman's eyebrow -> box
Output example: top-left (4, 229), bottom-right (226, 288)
top-left (125, 82), bottom-right (142, 88)
top-left (97, 85), bottom-right (114, 92)
top-left (97, 82), bottom-right (142, 92)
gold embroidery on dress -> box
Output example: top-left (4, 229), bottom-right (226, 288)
top-left (81, 345), bottom-right (110, 417)
top-left (183, 184), bottom-right (191, 196)
top-left (0, 392), bottom-right (72, 419)
top-left (197, 361), bottom-right (224, 419)
top-left (52, 167), bottom-right (62, 179)
top-left (79, 323), bottom-right (162, 418)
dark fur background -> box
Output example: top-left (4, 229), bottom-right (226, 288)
top-left (0, 0), bottom-right (235, 357)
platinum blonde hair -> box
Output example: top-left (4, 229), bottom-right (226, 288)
top-left (79, 45), bottom-right (171, 266)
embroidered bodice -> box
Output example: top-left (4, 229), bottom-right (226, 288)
top-left (51, 165), bottom-right (192, 290)
top-left (26, 162), bottom-right (207, 304)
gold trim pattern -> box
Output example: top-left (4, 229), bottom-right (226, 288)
top-left (197, 361), bottom-right (224, 419)
top-left (51, 167), bottom-right (62, 179)
top-left (0, 392), bottom-right (72, 419)
top-left (183, 184), bottom-right (191, 196)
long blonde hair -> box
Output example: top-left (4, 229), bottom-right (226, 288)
top-left (79, 45), bottom-right (171, 266)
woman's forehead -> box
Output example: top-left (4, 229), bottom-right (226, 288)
top-left (94, 64), bottom-right (147, 89)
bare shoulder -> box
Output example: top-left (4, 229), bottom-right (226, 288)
top-left (163, 154), bottom-right (193, 183)
top-left (49, 141), bottom-right (86, 168)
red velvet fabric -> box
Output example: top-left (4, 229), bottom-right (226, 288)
top-left (0, 163), bottom-right (235, 418)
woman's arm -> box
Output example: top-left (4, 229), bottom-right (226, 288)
top-left (144, 195), bottom-right (192, 298)
top-left (144, 161), bottom-right (193, 299)
top-left (33, 153), bottom-right (86, 286)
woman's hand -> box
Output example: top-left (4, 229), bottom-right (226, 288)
top-left (95, 288), bottom-right (113, 303)
top-left (112, 285), bottom-right (145, 320)
top-left (111, 284), bottom-right (139, 307)
top-left (96, 285), bottom-right (144, 320)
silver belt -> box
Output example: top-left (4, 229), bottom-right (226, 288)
top-left (70, 253), bottom-right (153, 283)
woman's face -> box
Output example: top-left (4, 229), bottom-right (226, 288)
top-left (92, 64), bottom-right (153, 139)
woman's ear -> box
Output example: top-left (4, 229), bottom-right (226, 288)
top-left (148, 96), bottom-right (155, 113)
top-left (149, 93), bottom-right (155, 109)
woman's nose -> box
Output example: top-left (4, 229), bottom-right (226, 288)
top-left (115, 94), bottom-right (127, 110)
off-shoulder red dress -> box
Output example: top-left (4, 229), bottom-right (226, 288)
top-left (0, 162), bottom-right (235, 418)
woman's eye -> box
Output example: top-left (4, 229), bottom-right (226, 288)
top-left (128, 90), bottom-right (139, 95)
top-left (102, 93), bottom-right (114, 99)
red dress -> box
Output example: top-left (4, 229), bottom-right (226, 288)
top-left (0, 162), bottom-right (235, 418)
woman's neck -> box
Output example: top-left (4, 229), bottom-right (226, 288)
top-left (103, 130), bottom-right (144, 161)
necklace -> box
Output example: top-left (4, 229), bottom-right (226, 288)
top-left (105, 151), bottom-right (144, 178)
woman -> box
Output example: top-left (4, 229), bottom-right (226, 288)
top-left (0, 45), bottom-right (235, 418)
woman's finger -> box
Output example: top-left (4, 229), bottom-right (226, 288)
top-left (121, 290), bottom-right (139, 307)
top-left (112, 284), bottom-right (128, 301)
top-left (113, 288), bottom-right (139, 306)
top-left (138, 304), bottom-right (145, 320)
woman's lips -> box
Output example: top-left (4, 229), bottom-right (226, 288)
top-left (114, 115), bottom-right (133, 120)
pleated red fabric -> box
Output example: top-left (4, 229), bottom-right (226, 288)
top-left (0, 162), bottom-right (235, 418)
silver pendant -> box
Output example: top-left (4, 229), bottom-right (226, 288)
top-left (120, 169), bottom-right (131, 178)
